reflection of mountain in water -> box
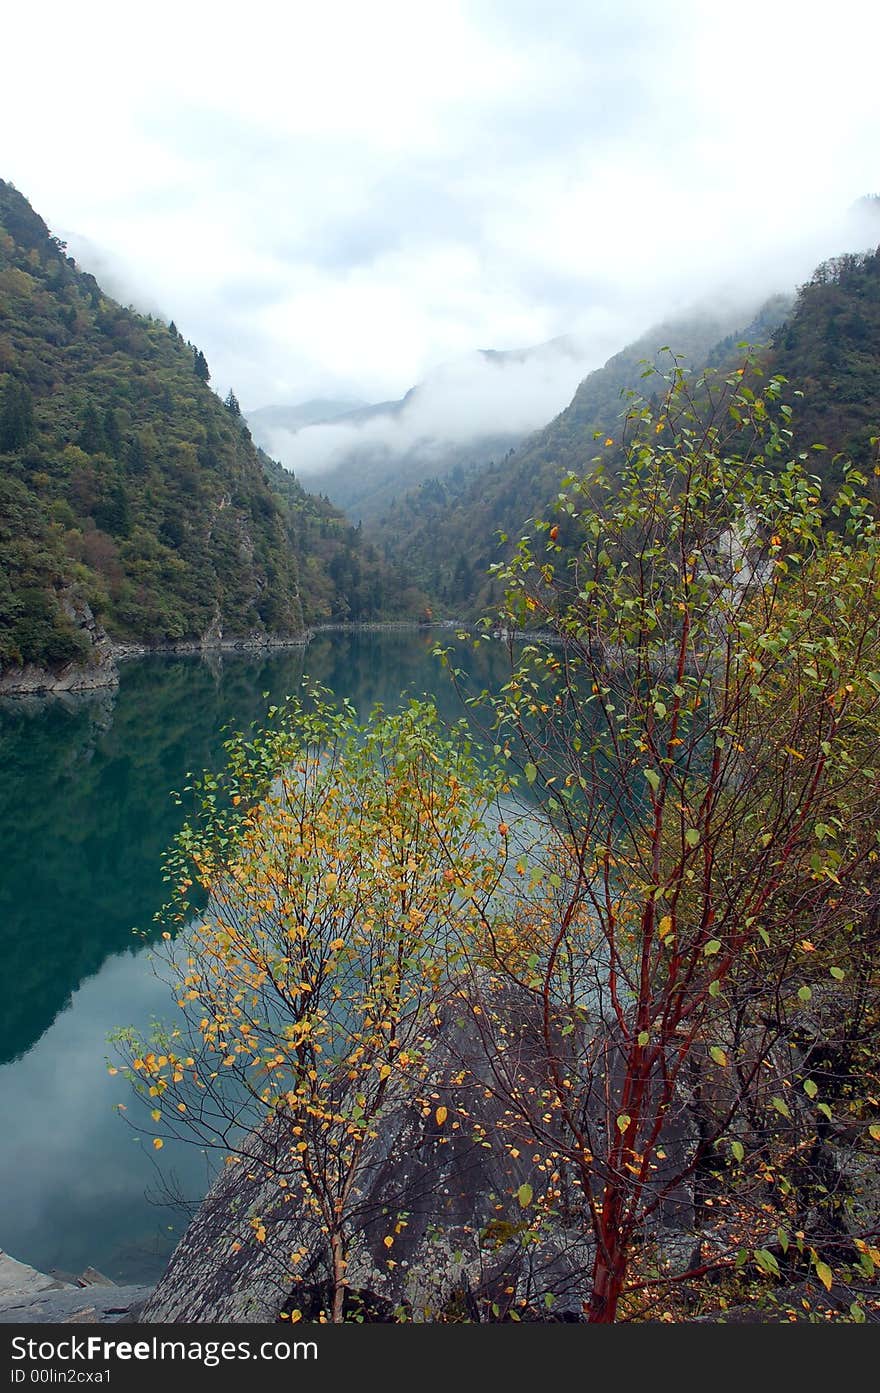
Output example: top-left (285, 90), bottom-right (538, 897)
top-left (0, 633), bottom-right (506, 1065)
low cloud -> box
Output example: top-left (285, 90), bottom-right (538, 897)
top-left (3, 2), bottom-right (879, 414)
top-left (262, 332), bottom-right (617, 477)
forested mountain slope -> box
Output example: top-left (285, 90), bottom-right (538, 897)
top-left (768, 246), bottom-right (880, 478)
top-left (0, 181), bottom-right (414, 678)
top-left (369, 298), bottom-right (793, 613)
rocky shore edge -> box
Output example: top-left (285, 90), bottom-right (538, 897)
top-left (0, 614), bottom-right (462, 698)
top-left (0, 1251), bottom-right (152, 1325)
top-left (0, 596), bottom-right (310, 698)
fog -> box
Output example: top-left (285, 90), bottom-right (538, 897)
top-left (261, 189), bottom-right (880, 480)
top-left (2, 1), bottom-right (879, 420)
top-left (261, 334), bottom-right (609, 477)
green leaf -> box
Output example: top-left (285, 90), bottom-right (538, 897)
top-left (709, 1045), bottom-right (728, 1067)
top-left (703, 939), bottom-right (721, 956)
top-left (817, 1102), bottom-right (834, 1122)
top-left (815, 1260), bottom-right (833, 1293)
top-left (830, 966), bottom-right (845, 981)
top-left (616, 1113), bottom-right (632, 1133)
top-left (754, 1248), bottom-right (780, 1278)
top-left (637, 1031), bottom-right (649, 1047)
top-left (803, 1078), bottom-right (818, 1099)
top-left (731, 1139), bottom-right (744, 1163)
top-left (524, 762), bottom-right (537, 786)
top-left (797, 985), bottom-right (812, 1004)
top-left (771, 1096), bottom-right (791, 1119)
top-left (684, 827), bottom-right (700, 848)
top-left (644, 769), bottom-right (660, 794)
top-left (868, 1123), bottom-right (880, 1142)
top-left (517, 1183), bottom-right (533, 1209)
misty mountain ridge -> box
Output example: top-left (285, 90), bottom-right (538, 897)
top-left (245, 396), bottom-right (368, 442)
top-left (367, 292), bottom-right (799, 613)
top-left (251, 334), bottom-right (604, 524)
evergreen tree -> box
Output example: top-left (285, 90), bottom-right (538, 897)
top-left (193, 347), bottom-right (210, 383)
top-left (76, 403), bottom-right (106, 455)
top-left (224, 389), bottom-right (241, 417)
top-left (0, 379), bottom-right (35, 452)
top-left (103, 407), bottom-right (123, 457)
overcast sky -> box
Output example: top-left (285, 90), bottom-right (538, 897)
top-left (3, 0), bottom-right (879, 417)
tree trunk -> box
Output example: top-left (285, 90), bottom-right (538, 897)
top-left (588, 1193), bottom-right (628, 1322)
top-left (330, 1231), bottom-right (346, 1323)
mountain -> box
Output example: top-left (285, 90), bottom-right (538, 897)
top-left (768, 245), bottom-right (880, 478)
top-left (245, 396), bottom-right (367, 447)
top-left (253, 336), bottom-right (595, 526)
top-left (0, 181), bottom-right (417, 683)
top-left (366, 297), bottom-right (794, 613)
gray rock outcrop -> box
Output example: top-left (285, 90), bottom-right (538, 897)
top-left (0, 1251), bottom-right (152, 1324)
top-left (0, 593), bottom-right (118, 696)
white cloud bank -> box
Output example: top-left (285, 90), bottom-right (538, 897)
top-left (1, 0), bottom-right (878, 413)
top-left (263, 335), bottom-right (613, 476)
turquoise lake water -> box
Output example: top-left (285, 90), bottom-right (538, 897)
top-left (0, 630), bottom-right (506, 1282)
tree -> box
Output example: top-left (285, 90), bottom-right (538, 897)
top-left (114, 693), bottom-right (502, 1323)
top-left (224, 389), bottom-right (241, 417)
top-left (444, 356), bottom-right (880, 1321)
top-left (0, 378), bottom-right (34, 451)
top-left (112, 353), bottom-right (880, 1323)
top-left (76, 403), bottom-right (106, 455)
top-left (193, 347), bottom-right (210, 383)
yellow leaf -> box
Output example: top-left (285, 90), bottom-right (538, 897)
top-left (658, 915), bottom-right (672, 939)
top-left (383, 1235), bottom-right (394, 1249)
top-left (152, 1138), bottom-right (164, 1150)
top-left (815, 1260), bottom-right (833, 1292)
top-left (436, 1105), bottom-right (448, 1126)
top-left (151, 1108), bottom-right (161, 1122)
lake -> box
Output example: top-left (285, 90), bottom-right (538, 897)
top-left (0, 629), bottom-right (507, 1283)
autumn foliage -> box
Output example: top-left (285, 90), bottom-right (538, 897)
top-left (118, 360), bottom-right (880, 1322)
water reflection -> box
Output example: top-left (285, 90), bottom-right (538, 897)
top-left (0, 631), bottom-right (508, 1279)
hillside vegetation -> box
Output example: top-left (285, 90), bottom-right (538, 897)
top-left (368, 299), bottom-right (794, 613)
top-left (0, 181), bottom-right (414, 674)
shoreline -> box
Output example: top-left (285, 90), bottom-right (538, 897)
top-left (0, 617), bottom-right (568, 700)
top-left (0, 620), bottom-right (466, 698)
